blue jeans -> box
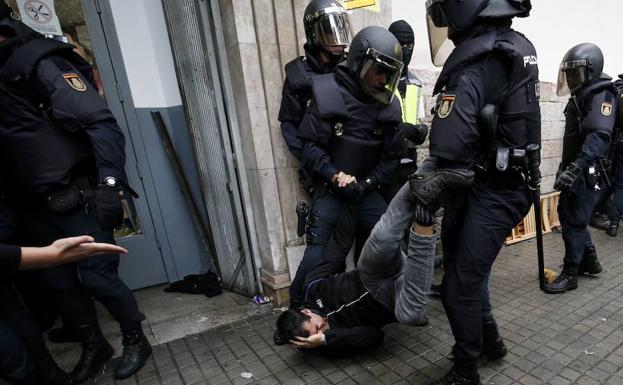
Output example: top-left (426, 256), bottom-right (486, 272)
top-left (357, 183), bottom-right (438, 325)
top-left (289, 189), bottom-right (386, 308)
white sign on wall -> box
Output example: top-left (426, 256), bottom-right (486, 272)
top-left (16, 0), bottom-right (63, 36)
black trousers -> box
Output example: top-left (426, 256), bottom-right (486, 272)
top-left (0, 288), bottom-right (45, 383)
top-left (440, 182), bottom-right (531, 364)
top-left (15, 200), bottom-right (143, 331)
top-left (558, 175), bottom-right (602, 265)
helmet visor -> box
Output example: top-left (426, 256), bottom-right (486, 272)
top-left (311, 11), bottom-right (351, 48)
top-left (359, 48), bottom-right (404, 104)
top-left (426, 13), bottom-right (455, 67)
top-left (556, 60), bottom-right (587, 96)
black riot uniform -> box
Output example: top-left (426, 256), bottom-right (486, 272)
top-left (278, 0), bottom-right (350, 162)
top-left (289, 26), bottom-right (405, 309)
top-left (412, 1), bottom-right (538, 384)
top-left (606, 75), bottom-right (623, 236)
top-left (0, 5), bottom-right (150, 382)
top-left (545, 43), bottom-right (614, 294)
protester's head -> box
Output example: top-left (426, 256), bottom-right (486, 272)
top-left (274, 308), bottom-right (328, 345)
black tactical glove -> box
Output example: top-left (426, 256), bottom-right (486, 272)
top-left (339, 182), bottom-right (364, 201)
top-left (409, 156), bottom-right (475, 224)
top-left (554, 162), bottom-right (582, 192)
top-left (338, 176), bottom-right (377, 202)
top-left (95, 185), bottom-right (124, 231)
top-left (400, 122), bottom-right (429, 145)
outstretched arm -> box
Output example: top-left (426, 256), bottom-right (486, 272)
top-left (19, 236), bottom-right (127, 270)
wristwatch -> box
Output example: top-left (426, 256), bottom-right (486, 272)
top-left (103, 176), bottom-right (117, 188)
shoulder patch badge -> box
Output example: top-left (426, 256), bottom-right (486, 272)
top-left (62, 73), bottom-right (87, 92)
top-left (437, 94), bottom-right (456, 119)
top-left (601, 102), bottom-right (613, 117)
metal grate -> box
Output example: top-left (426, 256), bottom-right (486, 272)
top-left (161, 0), bottom-right (251, 294)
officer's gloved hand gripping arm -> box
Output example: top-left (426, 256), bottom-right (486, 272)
top-left (35, 55), bottom-right (127, 230)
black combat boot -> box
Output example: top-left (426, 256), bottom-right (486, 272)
top-left (589, 211), bottom-right (610, 230)
top-left (72, 324), bottom-right (114, 383)
top-left (31, 346), bottom-right (73, 385)
top-left (607, 219), bottom-right (619, 237)
top-left (114, 323), bottom-right (152, 379)
top-left (544, 262), bottom-right (578, 294)
top-left (428, 364), bottom-right (480, 385)
top-left (482, 318), bottom-right (507, 360)
top-left (578, 245), bottom-right (603, 275)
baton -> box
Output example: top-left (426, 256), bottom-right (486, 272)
top-left (526, 144), bottom-right (545, 291)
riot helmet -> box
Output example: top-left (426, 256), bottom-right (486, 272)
top-left (556, 43), bottom-right (604, 96)
top-left (425, 0), bottom-right (531, 66)
top-left (388, 20), bottom-right (414, 73)
top-left (347, 26), bottom-right (403, 104)
top-left (304, 0), bottom-right (351, 56)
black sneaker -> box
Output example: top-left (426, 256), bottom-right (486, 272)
top-left (428, 367), bottom-right (481, 385)
top-left (589, 212), bottom-right (610, 230)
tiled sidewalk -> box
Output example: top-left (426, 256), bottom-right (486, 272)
top-left (88, 228), bottom-right (623, 385)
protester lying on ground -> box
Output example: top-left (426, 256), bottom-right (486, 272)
top-left (274, 183), bottom-right (437, 357)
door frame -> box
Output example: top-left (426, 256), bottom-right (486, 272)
top-left (81, 0), bottom-right (180, 287)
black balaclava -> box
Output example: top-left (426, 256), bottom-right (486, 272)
top-left (389, 20), bottom-right (414, 75)
top-left (304, 43), bottom-right (343, 75)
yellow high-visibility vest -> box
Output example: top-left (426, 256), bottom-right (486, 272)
top-left (397, 83), bottom-right (422, 125)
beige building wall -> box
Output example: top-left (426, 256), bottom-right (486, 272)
top-left (218, 0), bottom-right (393, 300)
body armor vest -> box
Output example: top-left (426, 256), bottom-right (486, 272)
top-left (310, 73), bottom-right (401, 179)
top-left (561, 78), bottom-right (615, 169)
top-left (435, 27), bottom-right (541, 157)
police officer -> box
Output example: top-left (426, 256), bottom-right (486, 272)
top-left (382, 20), bottom-right (429, 202)
top-left (289, 26), bottom-right (405, 309)
top-left (278, 0), bottom-right (350, 162)
top-left (606, 75), bottom-right (623, 237)
top-left (0, 3), bottom-right (150, 382)
top-left (410, 0), bottom-right (538, 383)
top-left (545, 43), bottom-right (614, 293)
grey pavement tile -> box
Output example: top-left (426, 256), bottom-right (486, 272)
top-left (76, 230), bottom-right (623, 384)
